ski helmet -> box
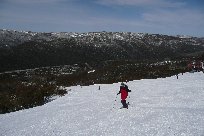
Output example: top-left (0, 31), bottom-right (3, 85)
top-left (121, 82), bottom-right (125, 86)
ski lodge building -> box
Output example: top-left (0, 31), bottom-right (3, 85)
top-left (188, 60), bottom-right (204, 71)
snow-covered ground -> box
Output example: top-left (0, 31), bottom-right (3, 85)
top-left (1, 72), bottom-right (204, 136)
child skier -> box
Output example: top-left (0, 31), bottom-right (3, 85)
top-left (117, 82), bottom-right (131, 109)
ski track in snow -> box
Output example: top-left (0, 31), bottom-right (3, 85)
top-left (0, 72), bottom-right (204, 136)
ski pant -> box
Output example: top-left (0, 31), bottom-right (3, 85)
top-left (121, 100), bottom-right (128, 108)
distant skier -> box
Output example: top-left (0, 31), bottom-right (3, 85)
top-left (117, 82), bottom-right (131, 109)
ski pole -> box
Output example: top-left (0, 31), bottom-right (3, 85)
top-left (127, 95), bottom-right (130, 105)
top-left (113, 95), bottom-right (118, 109)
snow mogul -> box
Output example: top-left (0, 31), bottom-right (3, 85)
top-left (117, 82), bottom-right (131, 109)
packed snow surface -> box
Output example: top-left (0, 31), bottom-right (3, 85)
top-left (1, 72), bottom-right (204, 136)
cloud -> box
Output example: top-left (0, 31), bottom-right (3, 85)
top-left (143, 9), bottom-right (204, 26)
top-left (3, 0), bottom-right (72, 4)
top-left (96, 0), bottom-right (185, 8)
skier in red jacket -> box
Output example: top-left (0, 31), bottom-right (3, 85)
top-left (117, 82), bottom-right (131, 109)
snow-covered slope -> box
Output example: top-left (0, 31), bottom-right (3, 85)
top-left (0, 72), bottom-right (204, 136)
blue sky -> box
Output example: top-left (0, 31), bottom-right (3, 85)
top-left (0, 0), bottom-right (204, 37)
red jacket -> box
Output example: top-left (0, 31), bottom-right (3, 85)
top-left (120, 87), bottom-right (128, 100)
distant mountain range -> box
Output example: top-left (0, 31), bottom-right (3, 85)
top-left (0, 29), bottom-right (204, 72)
